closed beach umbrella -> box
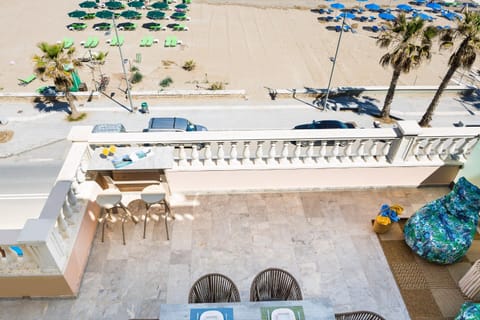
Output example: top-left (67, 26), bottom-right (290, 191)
top-left (365, 3), bottom-right (381, 11)
top-left (96, 10), bottom-right (115, 19)
top-left (68, 10), bottom-right (87, 19)
top-left (414, 0), bottom-right (426, 4)
top-left (357, 0), bottom-right (368, 2)
top-left (151, 1), bottom-right (169, 10)
top-left (397, 4), bottom-right (413, 12)
top-left (128, 1), bottom-right (145, 8)
top-left (330, 2), bottom-right (345, 9)
top-left (105, 1), bottom-right (123, 10)
top-left (175, 3), bottom-right (188, 9)
top-left (79, 1), bottom-right (97, 9)
top-left (426, 2), bottom-right (442, 11)
top-left (147, 10), bottom-right (166, 19)
top-left (121, 10), bottom-right (141, 19)
top-left (379, 12), bottom-right (396, 20)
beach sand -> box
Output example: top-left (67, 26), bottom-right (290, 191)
top-left (0, 0), bottom-right (477, 102)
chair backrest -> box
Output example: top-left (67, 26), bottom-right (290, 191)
top-left (334, 311), bottom-right (386, 320)
top-left (250, 268), bottom-right (303, 302)
top-left (188, 273), bottom-right (241, 303)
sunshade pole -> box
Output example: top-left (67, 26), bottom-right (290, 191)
top-left (323, 14), bottom-right (346, 110)
top-left (111, 15), bottom-right (135, 112)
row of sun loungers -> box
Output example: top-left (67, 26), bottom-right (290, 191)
top-left (164, 36), bottom-right (182, 47)
top-left (108, 35), bottom-right (125, 46)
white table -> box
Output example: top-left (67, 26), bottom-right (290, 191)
top-left (159, 298), bottom-right (335, 320)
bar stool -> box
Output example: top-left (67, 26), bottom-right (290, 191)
top-left (141, 184), bottom-right (172, 240)
top-left (96, 189), bottom-right (139, 245)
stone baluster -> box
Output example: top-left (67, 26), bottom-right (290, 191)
top-left (341, 140), bottom-right (355, 163)
top-left (204, 143), bottom-right (214, 166)
top-left (178, 145), bottom-right (188, 167)
top-left (423, 138), bottom-right (437, 160)
top-left (57, 215), bottom-right (70, 239)
top-left (379, 140), bottom-right (392, 162)
top-left (458, 137), bottom-right (478, 161)
top-left (448, 137), bottom-right (462, 160)
top-left (355, 139), bottom-right (367, 162)
top-left (267, 141), bottom-right (277, 165)
top-left (409, 138), bottom-right (424, 161)
top-left (316, 141), bottom-right (327, 164)
top-left (327, 141), bottom-right (340, 163)
top-left (242, 142), bottom-right (253, 166)
top-left (229, 142), bottom-right (239, 165)
top-left (279, 141), bottom-right (290, 165)
top-left (434, 138), bottom-right (449, 160)
top-left (291, 143), bottom-right (302, 164)
top-left (191, 144), bottom-right (201, 167)
top-left (367, 140), bottom-right (379, 162)
top-left (216, 142), bottom-right (226, 166)
top-left (62, 201), bottom-right (74, 225)
top-left (67, 188), bottom-right (78, 207)
top-left (255, 141), bottom-right (265, 165)
top-left (304, 142), bottom-right (315, 164)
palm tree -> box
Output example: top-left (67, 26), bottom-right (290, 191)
top-left (33, 42), bottom-right (83, 119)
top-left (419, 12), bottom-right (480, 127)
top-left (377, 14), bottom-right (437, 120)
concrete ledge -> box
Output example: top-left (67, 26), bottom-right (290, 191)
top-left (0, 91), bottom-right (99, 102)
top-left (130, 89), bottom-right (246, 99)
top-left (274, 84), bottom-right (476, 98)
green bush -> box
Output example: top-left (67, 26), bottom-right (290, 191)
top-left (130, 71), bottom-right (143, 84)
top-left (159, 77), bottom-right (173, 88)
top-left (209, 81), bottom-right (224, 90)
top-left (182, 60), bottom-right (196, 71)
top-left (130, 65), bottom-right (139, 72)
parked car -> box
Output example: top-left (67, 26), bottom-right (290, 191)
top-left (145, 117), bottom-right (207, 132)
top-left (292, 120), bottom-right (355, 146)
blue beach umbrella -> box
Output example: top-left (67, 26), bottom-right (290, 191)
top-left (426, 2), bottom-right (442, 11)
top-left (414, 0), bottom-right (426, 4)
top-left (379, 12), bottom-right (396, 21)
top-left (397, 4), bottom-right (413, 12)
top-left (357, 0), bottom-right (368, 2)
top-left (68, 10), bottom-right (87, 19)
top-left (413, 12), bottom-right (433, 21)
top-left (79, 1), bottom-right (97, 9)
top-left (151, 1), bottom-right (170, 9)
top-left (365, 3), bottom-right (381, 11)
top-left (128, 1), bottom-right (145, 8)
top-left (330, 2), bottom-right (345, 9)
top-left (147, 10), bottom-right (166, 20)
top-left (337, 12), bottom-right (356, 19)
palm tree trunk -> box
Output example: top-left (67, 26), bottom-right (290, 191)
top-left (418, 63), bottom-right (458, 127)
top-left (65, 90), bottom-right (80, 119)
top-left (419, 37), bottom-right (470, 127)
top-left (381, 68), bottom-right (401, 120)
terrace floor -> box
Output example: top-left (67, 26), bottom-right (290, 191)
top-left (0, 186), bottom-right (453, 320)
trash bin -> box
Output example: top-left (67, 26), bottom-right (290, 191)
top-left (141, 102), bottom-right (149, 113)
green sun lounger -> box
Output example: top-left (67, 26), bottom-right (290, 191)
top-left (18, 74), bottom-right (36, 86)
top-left (89, 36), bottom-right (99, 48)
top-left (110, 35), bottom-right (124, 46)
top-left (84, 36), bottom-right (94, 48)
top-left (164, 36), bottom-right (172, 47)
top-left (63, 37), bottom-right (74, 49)
top-left (145, 36), bottom-right (154, 47)
top-left (170, 36), bottom-right (177, 47)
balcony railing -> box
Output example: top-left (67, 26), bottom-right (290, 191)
top-left (0, 121), bottom-right (479, 281)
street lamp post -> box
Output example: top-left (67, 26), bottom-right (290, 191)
top-left (111, 15), bottom-right (135, 112)
top-left (323, 14), bottom-right (346, 110)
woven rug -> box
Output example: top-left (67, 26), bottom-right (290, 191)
top-left (376, 219), bottom-right (480, 320)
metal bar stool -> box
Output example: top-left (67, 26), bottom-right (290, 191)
top-left (96, 189), bottom-right (138, 245)
top-left (141, 184), bottom-right (173, 240)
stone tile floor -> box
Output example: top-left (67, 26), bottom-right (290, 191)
top-left (0, 186), bottom-right (452, 320)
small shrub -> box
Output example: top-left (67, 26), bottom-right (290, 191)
top-left (130, 71), bottom-right (143, 84)
top-left (182, 60), bottom-right (196, 71)
top-left (162, 60), bottom-right (175, 67)
top-left (67, 112), bottom-right (87, 122)
top-left (159, 76), bottom-right (173, 88)
top-left (209, 81), bottom-right (224, 90)
top-left (130, 65), bottom-right (139, 72)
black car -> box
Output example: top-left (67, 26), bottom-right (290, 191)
top-left (292, 120), bottom-right (355, 146)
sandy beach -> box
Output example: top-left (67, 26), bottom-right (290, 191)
top-left (0, 0), bottom-right (478, 102)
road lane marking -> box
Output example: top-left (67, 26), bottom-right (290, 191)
top-left (0, 193), bottom-right (49, 200)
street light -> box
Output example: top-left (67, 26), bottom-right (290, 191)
top-left (111, 15), bottom-right (135, 112)
top-left (323, 14), bottom-right (346, 110)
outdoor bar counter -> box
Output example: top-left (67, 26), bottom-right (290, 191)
top-left (159, 298), bottom-right (335, 320)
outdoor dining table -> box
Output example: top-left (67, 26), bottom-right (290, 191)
top-left (159, 298), bottom-right (335, 320)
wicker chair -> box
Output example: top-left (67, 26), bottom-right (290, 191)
top-left (188, 273), bottom-right (241, 303)
top-left (334, 311), bottom-right (386, 320)
top-left (250, 268), bottom-right (303, 301)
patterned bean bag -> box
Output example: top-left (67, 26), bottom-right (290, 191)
top-left (404, 177), bottom-right (480, 264)
top-left (455, 302), bottom-right (480, 320)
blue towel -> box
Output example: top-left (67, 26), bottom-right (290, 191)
top-left (190, 307), bottom-right (233, 320)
